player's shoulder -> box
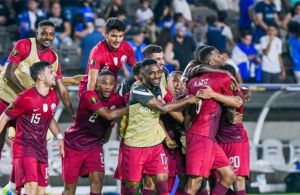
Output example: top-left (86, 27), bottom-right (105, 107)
top-left (132, 85), bottom-right (148, 92)
top-left (17, 39), bottom-right (31, 45)
top-left (121, 41), bottom-right (134, 52)
top-left (81, 90), bottom-right (98, 100)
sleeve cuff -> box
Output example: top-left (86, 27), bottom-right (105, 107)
top-left (4, 110), bottom-right (16, 120)
top-left (92, 105), bottom-right (104, 112)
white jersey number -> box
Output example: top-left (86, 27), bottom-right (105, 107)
top-left (89, 113), bottom-right (99, 123)
top-left (31, 113), bottom-right (41, 124)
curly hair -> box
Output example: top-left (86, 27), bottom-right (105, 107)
top-left (105, 17), bottom-right (126, 33)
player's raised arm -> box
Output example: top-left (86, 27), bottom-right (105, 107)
top-left (0, 112), bottom-right (11, 134)
top-left (88, 69), bottom-right (99, 90)
top-left (95, 106), bottom-right (128, 121)
top-left (62, 75), bottom-right (84, 86)
top-left (56, 78), bottom-right (75, 117)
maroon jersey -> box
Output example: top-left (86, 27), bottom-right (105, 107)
top-left (7, 39), bottom-right (63, 79)
top-left (217, 89), bottom-right (248, 143)
top-left (186, 73), bottom-right (233, 141)
top-left (78, 40), bottom-right (136, 95)
top-left (5, 87), bottom-right (59, 163)
top-left (64, 90), bottom-right (125, 151)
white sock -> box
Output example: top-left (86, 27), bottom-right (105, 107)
top-left (7, 181), bottom-right (16, 191)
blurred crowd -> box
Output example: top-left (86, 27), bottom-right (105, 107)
top-left (0, 0), bottom-right (300, 84)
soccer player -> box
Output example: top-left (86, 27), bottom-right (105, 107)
top-left (78, 17), bottom-right (136, 97)
top-left (0, 20), bottom-right (74, 195)
top-left (62, 70), bottom-right (128, 195)
top-left (183, 46), bottom-right (243, 195)
top-left (203, 65), bottom-right (250, 195)
top-left (122, 59), bottom-right (199, 195)
top-left (0, 61), bottom-right (64, 195)
top-left (160, 71), bottom-right (187, 193)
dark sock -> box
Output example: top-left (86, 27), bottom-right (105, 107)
top-left (61, 192), bottom-right (64, 195)
top-left (155, 180), bottom-right (169, 195)
top-left (90, 193), bottom-right (101, 195)
top-left (211, 182), bottom-right (228, 195)
top-left (121, 182), bottom-right (125, 195)
top-left (142, 189), bottom-right (154, 195)
top-left (235, 190), bottom-right (246, 195)
top-left (225, 188), bottom-right (234, 195)
top-left (196, 190), bottom-right (209, 195)
top-left (124, 186), bottom-right (138, 195)
top-left (175, 187), bottom-right (184, 195)
top-left (181, 191), bottom-right (192, 195)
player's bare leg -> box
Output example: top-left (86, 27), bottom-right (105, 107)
top-left (142, 175), bottom-right (155, 195)
top-left (184, 175), bottom-right (203, 195)
top-left (233, 176), bottom-right (246, 195)
top-left (24, 181), bottom-right (39, 195)
top-left (150, 173), bottom-right (169, 195)
top-left (88, 171), bottom-right (104, 194)
top-left (213, 166), bottom-right (236, 195)
top-left (36, 186), bottom-right (46, 195)
top-left (0, 128), bottom-right (6, 159)
top-left (63, 182), bottom-right (77, 195)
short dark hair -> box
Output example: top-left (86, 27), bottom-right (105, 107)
top-left (117, 9), bottom-right (127, 16)
top-left (221, 64), bottom-right (236, 77)
top-left (141, 59), bottom-right (158, 69)
top-left (220, 49), bottom-right (230, 56)
top-left (38, 20), bottom-right (55, 29)
top-left (288, 21), bottom-right (300, 35)
top-left (170, 71), bottom-right (183, 79)
top-left (218, 11), bottom-right (227, 22)
top-left (140, 0), bottom-right (149, 3)
top-left (30, 61), bottom-right (52, 82)
top-left (194, 45), bottom-right (209, 63)
top-left (132, 62), bottom-right (142, 76)
top-left (35, 17), bottom-right (46, 29)
top-left (241, 30), bottom-right (252, 38)
top-left (142, 45), bottom-right (163, 58)
top-left (206, 15), bottom-right (216, 24)
top-left (199, 46), bottom-right (215, 64)
top-left (174, 13), bottom-right (184, 23)
top-left (268, 23), bottom-right (278, 29)
top-left (105, 17), bottom-right (125, 33)
top-left (98, 70), bottom-right (115, 78)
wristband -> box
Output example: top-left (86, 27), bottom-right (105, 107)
top-left (56, 133), bottom-right (64, 140)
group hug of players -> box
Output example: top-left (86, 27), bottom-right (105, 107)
top-left (0, 17), bottom-right (251, 195)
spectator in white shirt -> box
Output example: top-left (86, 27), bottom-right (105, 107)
top-left (136, 0), bottom-right (154, 28)
top-left (172, 0), bottom-right (192, 22)
top-left (260, 24), bottom-right (286, 83)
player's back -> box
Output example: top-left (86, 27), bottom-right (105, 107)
top-left (217, 89), bottom-right (248, 143)
top-left (187, 72), bottom-right (233, 140)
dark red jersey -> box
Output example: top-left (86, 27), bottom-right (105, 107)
top-left (186, 73), bottom-right (233, 140)
top-left (79, 40), bottom-right (136, 95)
top-left (64, 90), bottom-right (125, 151)
top-left (5, 87), bottom-right (59, 163)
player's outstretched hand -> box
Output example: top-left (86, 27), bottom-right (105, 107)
top-left (232, 112), bottom-right (243, 124)
top-left (53, 139), bottom-right (65, 158)
top-left (196, 85), bottom-right (214, 99)
top-left (165, 137), bottom-right (178, 150)
top-left (242, 87), bottom-right (251, 101)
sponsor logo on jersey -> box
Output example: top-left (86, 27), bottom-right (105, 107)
top-left (140, 106), bottom-right (159, 115)
top-left (8, 103), bottom-right (14, 110)
top-left (229, 83), bottom-right (234, 91)
top-left (121, 55), bottom-right (127, 64)
top-left (12, 49), bottom-right (19, 56)
top-left (91, 59), bottom-right (96, 65)
top-left (113, 57), bottom-right (118, 66)
top-left (51, 103), bottom-right (57, 112)
top-left (91, 97), bottom-right (98, 104)
top-left (193, 78), bottom-right (209, 87)
top-left (43, 104), bottom-right (48, 112)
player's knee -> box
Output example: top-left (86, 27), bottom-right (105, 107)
top-left (125, 181), bottom-right (140, 188)
top-left (233, 176), bottom-right (245, 191)
top-left (91, 180), bottom-right (103, 191)
top-left (225, 171), bottom-right (236, 185)
top-left (186, 176), bottom-right (203, 192)
top-left (143, 179), bottom-right (155, 190)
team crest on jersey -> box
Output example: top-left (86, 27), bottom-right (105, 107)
top-left (113, 57), bottom-right (118, 66)
top-left (229, 83), bottom-right (234, 91)
top-left (121, 55), bottom-right (127, 64)
top-left (51, 103), bottom-right (57, 112)
top-left (157, 95), bottom-right (162, 100)
top-left (110, 105), bottom-right (116, 109)
top-left (91, 59), bottom-right (96, 65)
top-left (43, 104), bottom-right (48, 112)
top-left (8, 104), bottom-right (14, 110)
top-left (91, 97), bottom-right (98, 104)
top-left (12, 49), bottom-right (19, 56)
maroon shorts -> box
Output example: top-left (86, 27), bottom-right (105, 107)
top-left (0, 99), bottom-right (16, 128)
top-left (121, 143), bottom-right (168, 181)
top-left (186, 133), bottom-right (230, 178)
top-left (14, 157), bottom-right (49, 188)
top-left (62, 144), bottom-right (105, 183)
top-left (113, 139), bottom-right (124, 182)
top-left (164, 146), bottom-right (186, 175)
top-left (213, 141), bottom-right (250, 179)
